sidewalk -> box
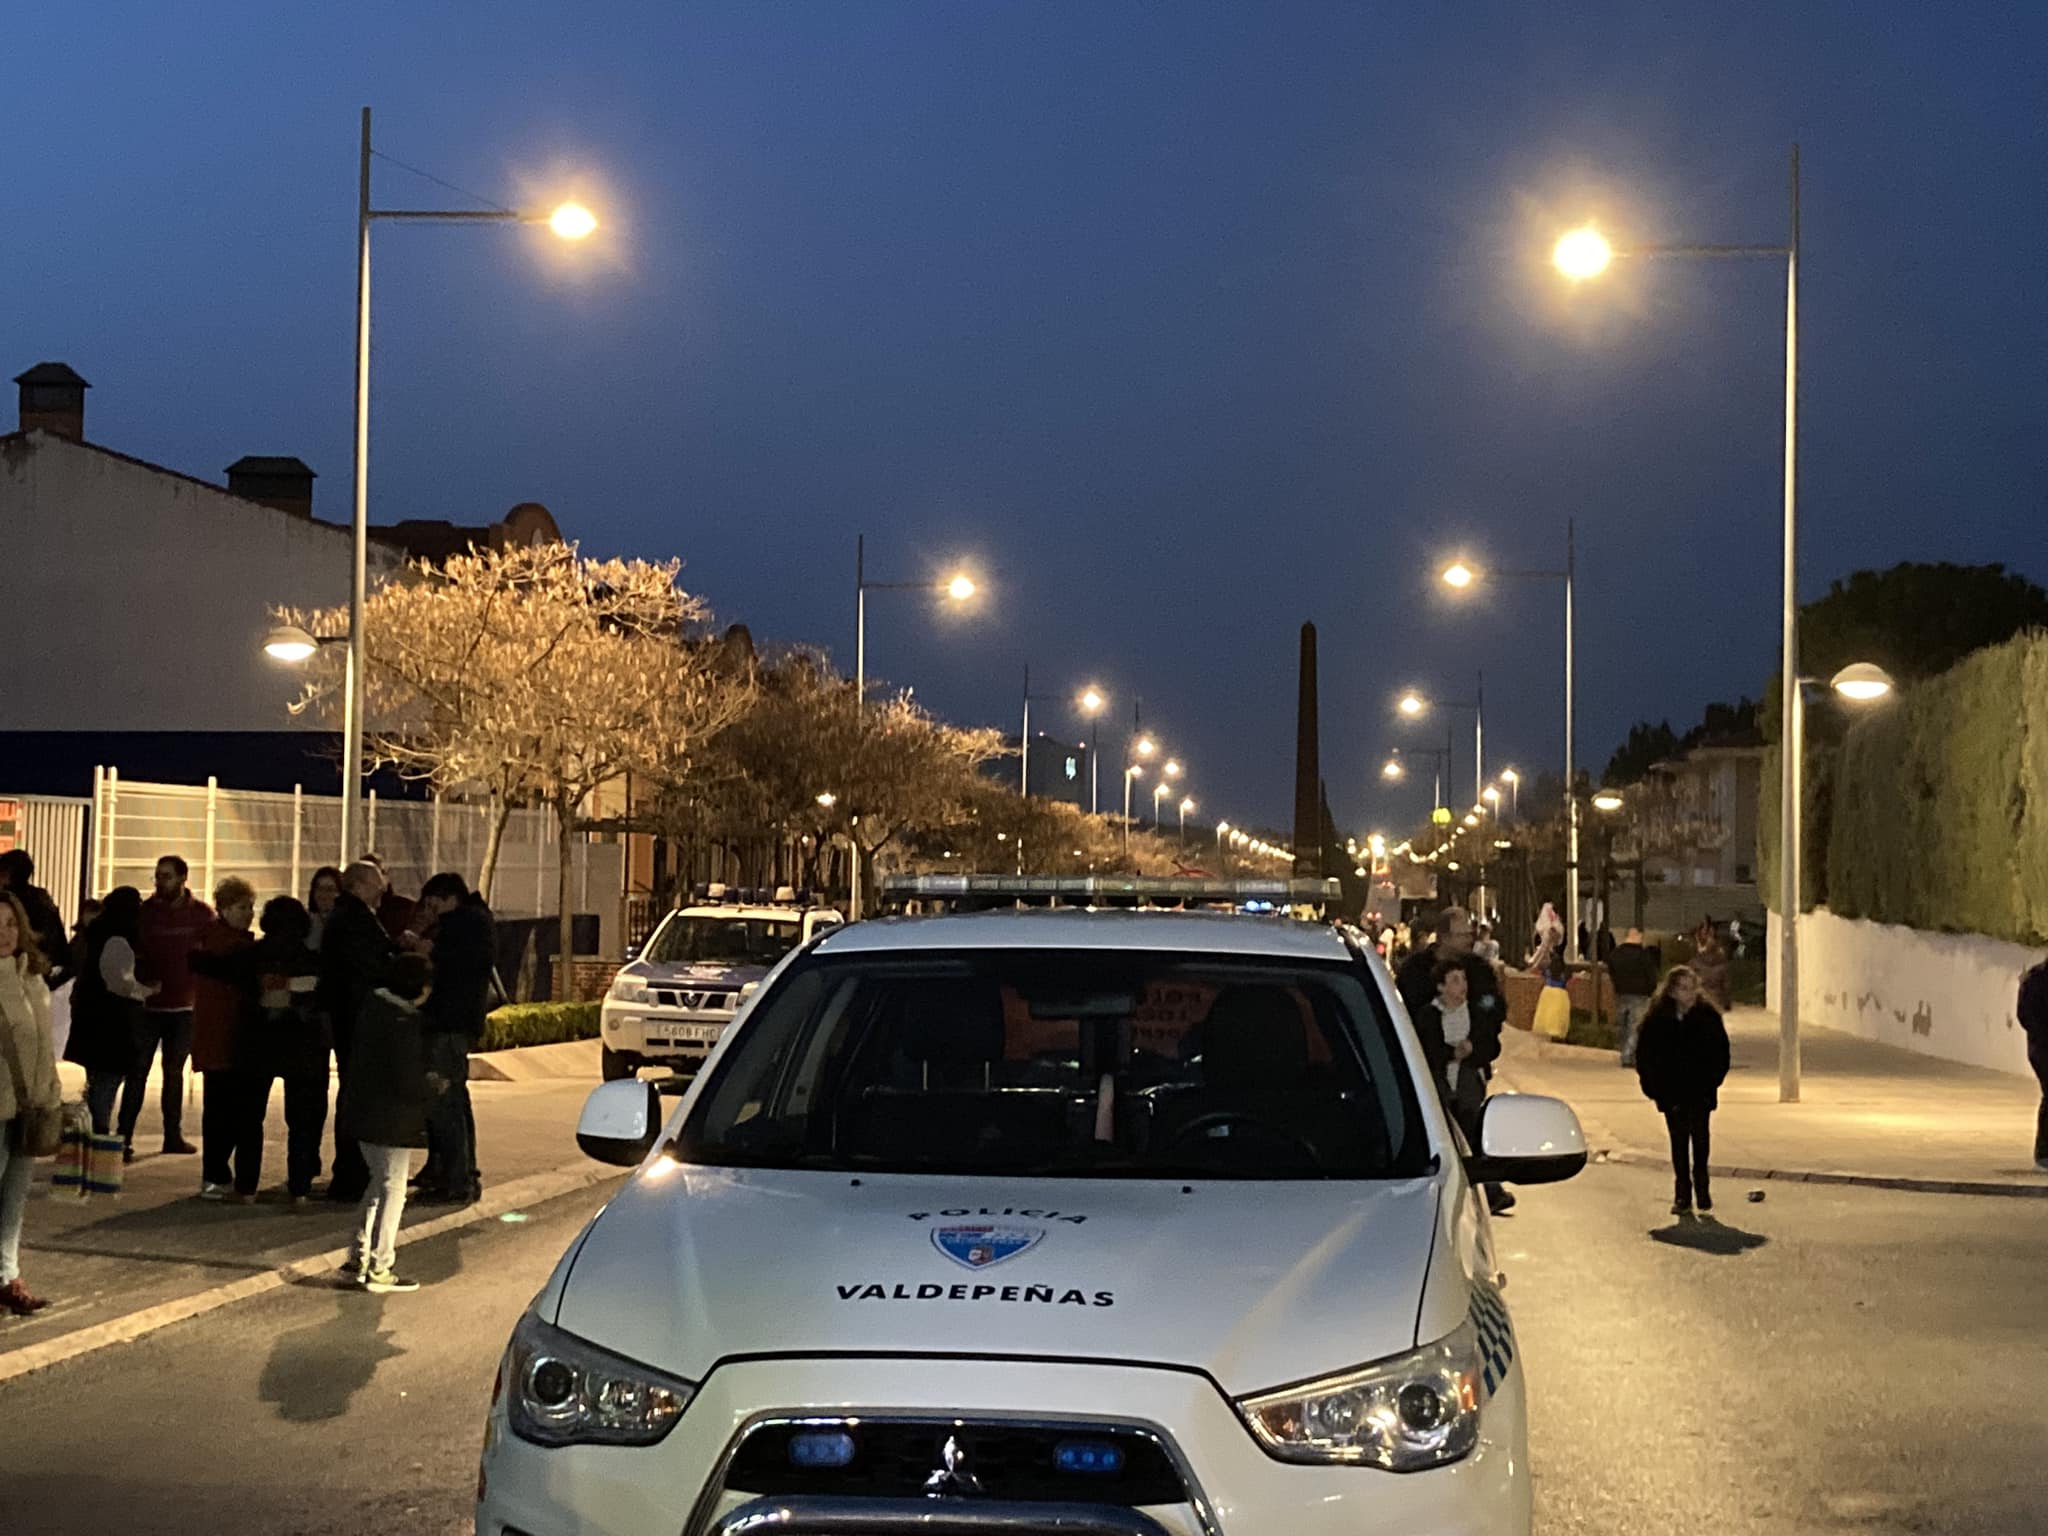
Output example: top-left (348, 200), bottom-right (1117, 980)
top-left (1495, 1006), bottom-right (2048, 1198)
top-left (2, 1043), bottom-right (617, 1380)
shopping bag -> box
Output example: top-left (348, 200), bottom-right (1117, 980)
top-left (51, 1105), bottom-right (92, 1194)
top-left (1532, 983), bottom-right (1572, 1041)
top-left (84, 1131), bottom-right (125, 1196)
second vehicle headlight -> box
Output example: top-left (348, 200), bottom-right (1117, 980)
top-left (1235, 1319), bottom-right (1482, 1471)
top-left (503, 1311), bottom-right (695, 1448)
top-left (608, 974), bottom-right (651, 1006)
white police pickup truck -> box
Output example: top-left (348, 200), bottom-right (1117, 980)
top-left (480, 878), bottom-right (1585, 1536)
top-left (600, 887), bottom-right (842, 1082)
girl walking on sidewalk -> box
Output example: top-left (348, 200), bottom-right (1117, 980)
top-left (1634, 964), bottom-right (1730, 1216)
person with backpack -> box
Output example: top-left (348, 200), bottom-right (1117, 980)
top-left (1634, 964), bottom-right (1732, 1216)
top-left (2019, 957), bottom-right (2048, 1172)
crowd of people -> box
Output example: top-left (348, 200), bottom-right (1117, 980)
top-left (0, 851), bottom-right (497, 1312)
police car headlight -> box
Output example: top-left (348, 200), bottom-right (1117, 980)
top-left (608, 974), bottom-right (651, 1006)
top-left (1236, 1319), bottom-right (1482, 1471)
top-left (504, 1312), bottom-right (694, 1447)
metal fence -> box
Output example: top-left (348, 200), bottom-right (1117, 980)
top-left (86, 768), bottom-right (611, 923)
top-left (0, 793), bottom-right (91, 925)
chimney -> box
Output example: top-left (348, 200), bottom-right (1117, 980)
top-left (15, 362), bottom-right (88, 440)
top-left (225, 456), bottom-right (317, 517)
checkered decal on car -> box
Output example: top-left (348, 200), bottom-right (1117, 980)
top-left (1469, 1280), bottom-right (1515, 1398)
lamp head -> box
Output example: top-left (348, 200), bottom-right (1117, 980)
top-left (263, 624), bottom-right (320, 664)
top-left (1829, 662), bottom-right (1895, 702)
top-left (1553, 225), bottom-right (1613, 281)
top-left (547, 202), bottom-right (599, 241)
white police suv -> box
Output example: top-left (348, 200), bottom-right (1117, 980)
top-left (479, 879), bottom-right (1585, 1536)
top-left (600, 887), bottom-right (842, 1082)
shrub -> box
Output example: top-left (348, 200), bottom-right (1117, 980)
top-left (479, 1001), bottom-right (602, 1052)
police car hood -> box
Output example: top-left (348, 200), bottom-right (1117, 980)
top-left (552, 1168), bottom-right (1443, 1394)
top-left (619, 957), bottom-right (770, 987)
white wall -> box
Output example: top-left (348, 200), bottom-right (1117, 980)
top-left (0, 432), bottom-right (397, 732)
top-left (1768, 907), bottom-right (2043, 1077)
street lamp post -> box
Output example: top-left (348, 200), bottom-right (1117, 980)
top-left (1396, 674), bottom-right (1485, 803)
top-left (1123, 766), bottom-right (1144, 858)
top-left (1442, 525), bottom-right (1576, 959)
top-left (1551, 146), bottom-right (1800, 1091)
top-left (851, 534), bottom-right (977, 919)
top-left (1179, 796), bottom-right (1195, 847)
top-left (337, 106), bottom-right (598, 864)
top-left (1498, 768), bottom-right (1520, 822)
top-left (1078, 686), bottom-right (1107, 815)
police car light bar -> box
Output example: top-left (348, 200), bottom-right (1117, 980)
top-left (878, 874), bottom-right (1342, 905)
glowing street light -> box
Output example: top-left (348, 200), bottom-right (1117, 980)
top-left (336, 107), bottom-right (605, 863)
top-left (852, 541), bottom-right (988, 915)
top-left (1591, 789), bottom-right (1625, 813)
top-left (1544, 148), bottom-right (1808, 1097)
top-left (1440, 561), bottom-right (1475, 589)
top-left (1552, 224), bottom-right (1614, 281)
top-left (1397, 691), bottom-right (1426, 717)
top-left (1073, 685), bottom-right (1109, 814)
top-left (815, 791), bottom-right (837, 809)
top-left (1163, 759), bottom-right (1182, 780)
top-left (1134, 735), bottom-right (1156, 759)
top-left (1829, 662), bottom-right (1894, 702)
top-left (262, 623), bottom-right (325, 664)
top-left (1382, 757), bottom-right (1405, 781)
top-left (547, 201), bottom-right (599, 241)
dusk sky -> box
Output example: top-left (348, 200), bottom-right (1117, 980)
top-left (14, 3), bottom-right (2044, 835)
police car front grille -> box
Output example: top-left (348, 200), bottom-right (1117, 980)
top-left (724, 1420), bottom-right (1188, 1507)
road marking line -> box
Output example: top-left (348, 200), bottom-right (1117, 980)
top-left (0, 1161), bottom-right (623, 1385)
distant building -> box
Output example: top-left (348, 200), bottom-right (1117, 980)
top-left (0, 361), bottom-right (562, 797)
top-left (1612, 738), bottom-right (1766, 932)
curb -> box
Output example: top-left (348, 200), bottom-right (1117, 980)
top-left (469, 1037), bottom-right (603, 1083)
top-left (0, 1160), bottom-right (623, 1386)
top-left (1493, 1068), bottom-right (2048, 1202)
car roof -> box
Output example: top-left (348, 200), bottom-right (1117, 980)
top-left (670, 906), bottom-right (815, 921)
top-left (812, 908), bottom-right (1357, 961)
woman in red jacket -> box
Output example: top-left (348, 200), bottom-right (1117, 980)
top-left (191, 877), bottom-right (257, 1201)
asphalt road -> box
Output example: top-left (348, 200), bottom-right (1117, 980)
top-left (2, 1163), bottom-right (2044, 1535)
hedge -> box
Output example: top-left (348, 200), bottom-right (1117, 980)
top-left (479, 1002), bottom-right (602, 1052)
top-left (1762, 630), bottom-right (2048, 944)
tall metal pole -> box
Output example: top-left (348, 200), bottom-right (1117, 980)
top-left (1090, 719), bottom-right (1099, 816)
top-left (1020, 665), bottom-right (1031, 796)
top-left (1474, 669), bottom-right (1484, 804)
top-left (1778, 144), bottom-right (1803, 1103)
top-left (1564, 516), bottom-right (1580, 964)
top-left (343, 106), bottom-right (373, 865)
top-left (851, 535), bottom-right (865, 921)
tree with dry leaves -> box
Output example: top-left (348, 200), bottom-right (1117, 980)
top-left (283, 543), bottom-right (750, 990)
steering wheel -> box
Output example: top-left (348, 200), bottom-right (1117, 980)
top-left (1159, 1110), bottom-right (1323, 1168)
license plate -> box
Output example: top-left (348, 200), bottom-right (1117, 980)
top-left (647, 1021), bottom-right (724, 1045)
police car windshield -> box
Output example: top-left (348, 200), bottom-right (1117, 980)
top-left (646, 914), bottom-right (800, 967)
top-left (677, 949), bottom-right (1429, 1180)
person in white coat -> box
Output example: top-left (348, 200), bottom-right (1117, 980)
top-left (0, 889), bottom-right (63, 1315)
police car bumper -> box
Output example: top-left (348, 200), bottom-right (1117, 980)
top-left (599, 1001), bottom-right (729, 1064)
top-left (475, 1353), bottom-right (1530, 1536)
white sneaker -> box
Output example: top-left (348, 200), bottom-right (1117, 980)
top-left (199, 1182), bottom-right (229, 1201)
top-left (363, 1269), bottom-right (420, 1294)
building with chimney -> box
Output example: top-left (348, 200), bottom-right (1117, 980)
top-left (0, 362), bottom-right (559, 796)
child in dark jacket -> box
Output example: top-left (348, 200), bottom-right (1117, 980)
top-left (1633, 964), bottom-right (1732, 1215)
top-left (338, 953), bottom-right (440, 1292)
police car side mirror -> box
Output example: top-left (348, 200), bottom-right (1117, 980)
top-left (577, 1079), bottom-right (664, 1167)
top-left (1466, 1093), bottom-right (1588, 1186)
